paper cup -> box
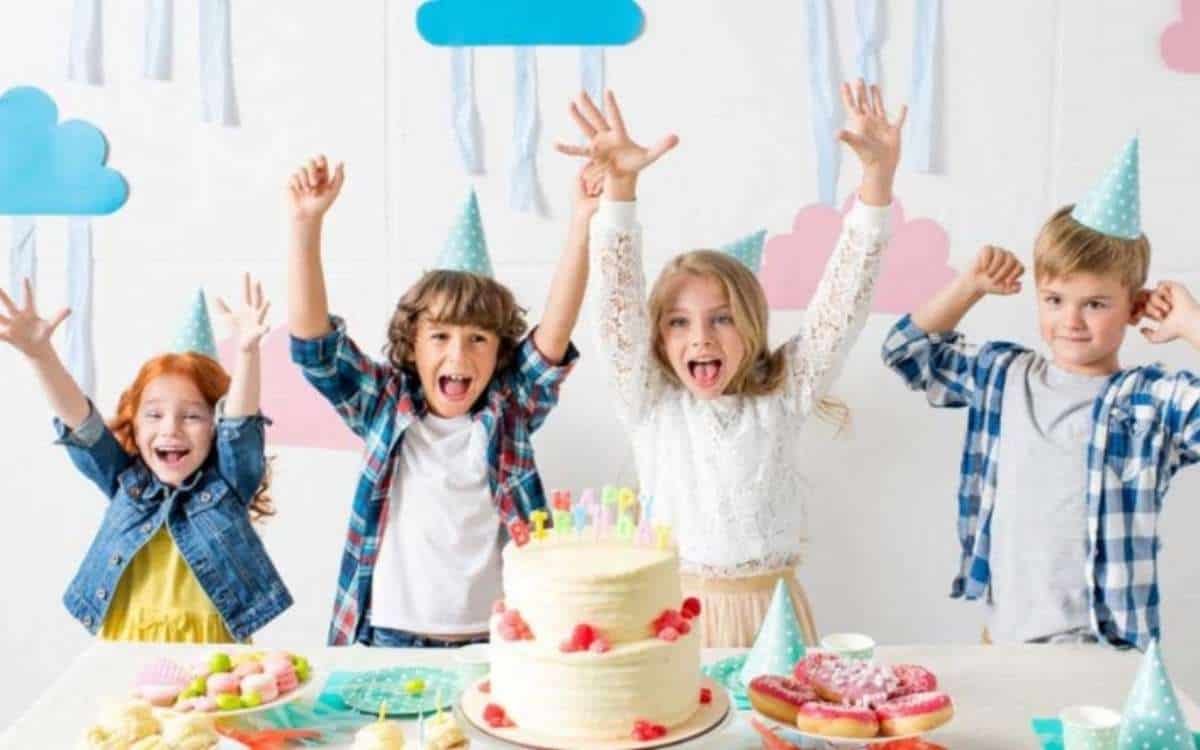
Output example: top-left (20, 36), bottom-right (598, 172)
top-left (1061, 705), bottom-right (1120, 750)
top-left (819, 633), bottom-right (875, 660)
top-left (453, 643), bottom-right (490, 686)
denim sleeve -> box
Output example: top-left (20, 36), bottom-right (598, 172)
top-left (506, 331), bottom-right (580, 434)
top-left (290, 315), bottom-right (397, 438)
top-left (213, 398), bottom-right (271, 505)
top-left (53, 401), bottom-right (134, 499)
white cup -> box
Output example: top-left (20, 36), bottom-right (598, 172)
top-left (453, 643), bottom-right (490, 687)
top-left (819, 633), bottom-right (876, 660)
top-left (1060, 705), bottom-right (1120, 750)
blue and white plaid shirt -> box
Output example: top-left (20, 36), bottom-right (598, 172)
top-left (882, 314), bottom-right (1200, 649)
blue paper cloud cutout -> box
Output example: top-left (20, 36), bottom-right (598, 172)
top-left (0, 86), bottom-right (128, 215)
top-left (417, 0), bottom-right (644, 46)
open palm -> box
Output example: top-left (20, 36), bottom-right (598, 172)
top-left (556, 91), bottom-right (678, 182)
top-left (0, 279), bottom-right (70, 358)
top-left (838, 80), bottom-right (908, 174)
top-left (216, 273), bottom-right (271, 352)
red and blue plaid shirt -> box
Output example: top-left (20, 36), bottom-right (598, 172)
top-left (291, 316), bottom-right (578, 645)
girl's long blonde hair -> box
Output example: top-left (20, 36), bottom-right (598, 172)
top-left (109, 352), bottom-right (276, 520)
top-left (646, 250), bottom-right (849, 430)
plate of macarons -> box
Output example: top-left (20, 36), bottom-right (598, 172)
top-left (747, 652), bottom-right (953, 746)
top-left (131, 649), bottom-right (316, 717)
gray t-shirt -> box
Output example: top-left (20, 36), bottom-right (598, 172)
top-left (986, 353), bottom-right (1109, 643)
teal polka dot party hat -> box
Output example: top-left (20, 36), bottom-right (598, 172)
top-left (437, 189), bottom-right (494, 278)
top-left (1071, 136), bottom-right (1142, 240)
top-left (739, 578), bottom-right (808, 685)
top-left (721, 229), bottom-right (767, 274)
top-left (173, 289), bottom-right (218, 359)
top-left (1117, 640), bottom-right (1192, 750)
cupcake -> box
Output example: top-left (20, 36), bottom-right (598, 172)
top-left (353, 720), bottom-right (406, 750)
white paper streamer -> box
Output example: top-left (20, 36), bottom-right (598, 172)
top-left (806, 0), bottom-right (843, 206)
top-left (144, 0), bottom-right (173, 80)
top-left (906, 0), bottom-right (942, 172)
top-left (451, 48), bottom-right (484, 174)
top-left (855, 0), bottom-right (883, 85)
top-left (198, 0), bottom-right (239, 126)
top-left (509, 49), bottom-right (542, 214)
top-left (66, 218), bottom-right (96, 398)
top-left (9, 218), bottom-right (36, 306)
top-left (68, 0), bottom-right (104, 85)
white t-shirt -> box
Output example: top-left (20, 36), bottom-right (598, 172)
top-left (987, 354), bottom-right (1108, 642)
top-left (369, 413), bottom-right (502, 635)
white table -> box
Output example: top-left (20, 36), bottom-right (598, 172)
top-left (3, 643), bottom-right (1197, 749)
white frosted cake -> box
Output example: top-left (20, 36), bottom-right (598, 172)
top-left (488, 535), bottom-right (703, 741)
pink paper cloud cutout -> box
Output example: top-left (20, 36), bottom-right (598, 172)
top-left (761, 196), bottom-right (955, 313)
top-left (1162, 0), bottom-right (1200, 73)
top-left (218, 328), bottom-right (361, 452)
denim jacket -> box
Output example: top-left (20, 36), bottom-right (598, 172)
top-left (55, 402), bottom-right (293, 640)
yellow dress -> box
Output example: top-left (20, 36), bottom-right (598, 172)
top-left (99, 528), bottom-right (235, 643)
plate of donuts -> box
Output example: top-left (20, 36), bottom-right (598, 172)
top-left (746, 652), bottom-right (952, 747)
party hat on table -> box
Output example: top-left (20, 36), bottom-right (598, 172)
top-left (739, 579), bottom-right (808, 685)
top-left (173, 289), bottom-right (218, 358)
top-left (721, 229), bottom-right (767, 274)
top-left (1117, 640), bottom-right (1192, 750)
top-left (1071, 136), bottom-right (1141, 240)
top-left (437, 189), bottom-right (494, 277)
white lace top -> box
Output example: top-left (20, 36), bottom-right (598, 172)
top-left (590, 200), bottom-right (891, 578)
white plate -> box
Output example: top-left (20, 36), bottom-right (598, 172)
top-left (152, 669), bottom-right (318, 719)
top-left (751, 709), bottom-right (945, 748)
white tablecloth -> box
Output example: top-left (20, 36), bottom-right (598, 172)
top-left (3, 643), bottom-right (1197, 749)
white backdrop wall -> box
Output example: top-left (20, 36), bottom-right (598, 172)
top-left (2, 0), bottom-right (1199, 729)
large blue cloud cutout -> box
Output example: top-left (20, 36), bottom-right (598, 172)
top-left (417, 0), bottom-right (644, 46)
top-left (0, 86), bottom-right (128, 215)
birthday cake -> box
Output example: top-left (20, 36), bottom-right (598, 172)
top-left (486, 489), bottom-right (704, 742)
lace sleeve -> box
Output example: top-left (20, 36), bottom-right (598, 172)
top-left (784, 201), bottom-right (890, 416)
top-left (590, 201), bottom-right (665, 425)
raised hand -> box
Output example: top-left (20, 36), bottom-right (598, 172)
top-left (964, 245), bottom-right (1024, 296)
top-left (0, 279), bottom-right (70, 359)
top-left (838, 79), bottom-right (908, 177)
top-left (1141, 281), bottom-right (1200, 346)
top-left (216, 273), bottom-right (271, 352)
top-left (286, 154), bottom-right (345, 222)
top-left (555, 90), bottom-right (678, 198)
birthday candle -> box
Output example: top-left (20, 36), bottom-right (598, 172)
top-left (654, 524), bottom-right (672, 550)
top-left (616, 512), bottom-right (635, 540)
top-left (598, 486), bottom-right (618, 540)
top-left (553, 509), bottom-right (573, 536)
top-left (572, 502), bottom-right (590, 535)
top-left (530, 510), bottom-right (549, 540)
top-left (636, 495), bottom-right (655, 546)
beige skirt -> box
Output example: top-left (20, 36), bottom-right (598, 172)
top-left (679, 569), bottom-right (819, 649)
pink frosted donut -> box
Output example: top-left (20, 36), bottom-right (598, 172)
top-left (890, 665), bottom-right (938, 699)
top-left (810, 659), bottom-right (898, 708)
top-left (206, 672), bottom-right (241, 698)
top-left (747, 675), bottom-right (818, 726)
top-left (876, 691), bottom-right (954, 736)
top-left (793, 652), bottom-right (840, 684)
top-left (795, 701), bottom-right (879, 739)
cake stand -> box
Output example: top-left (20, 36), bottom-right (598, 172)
top-left (456, 676), bottom-right (734, 749)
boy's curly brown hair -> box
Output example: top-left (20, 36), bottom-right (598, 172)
top-left (384, 270), bottom-right (528, 373)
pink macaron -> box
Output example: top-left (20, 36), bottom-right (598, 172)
top-left (263, 658), bottom-right (299, 694)
top-left (206, 672), bottom-right (241, 698)
top-left (241, 673), bottom-right (280, 703)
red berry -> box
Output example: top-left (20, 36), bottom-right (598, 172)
top-left (667, 610), bottom-right (687, 630)
top-left (479, 681), bottom-right (490, 694)
top-left (572, 624), bottom-right (596, 650)
top-left (699, 687), bottom-right (712, 704)
top-left (659, 627), bottom-right (680, 642)
top-left (677, 620), bottom-right (691, 636)
top-left (681, 597), bottom-right (702, 619)
top-left (483, 703), bottom-right (513, 728)
top-left (492, 599), bottom-right (506, 615)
